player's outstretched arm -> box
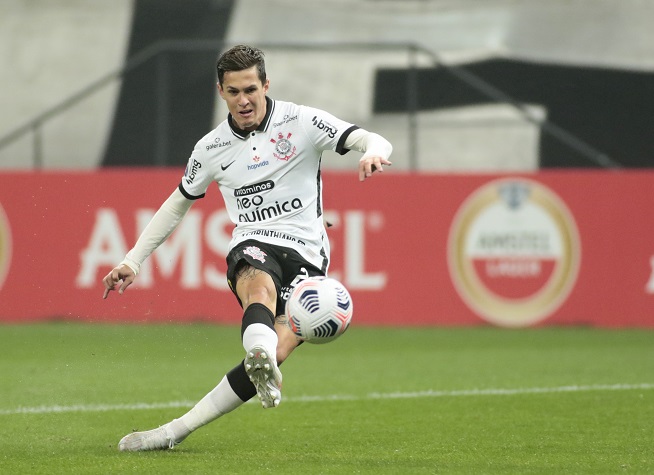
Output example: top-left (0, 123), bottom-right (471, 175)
top-left (100, 187), bottom-right (194, 299)
top-left (102, 264), bottom-right (136, 299)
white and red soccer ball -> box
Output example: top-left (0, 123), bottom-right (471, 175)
top-left (286, 276), bottom-right (353, 344)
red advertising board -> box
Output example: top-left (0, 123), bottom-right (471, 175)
top-left (0, 169), bottom-right (652, 327)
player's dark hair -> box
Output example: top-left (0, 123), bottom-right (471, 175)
top-left (216, 45), bottom-right (267, 85)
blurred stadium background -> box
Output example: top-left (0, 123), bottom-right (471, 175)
top-left (2, 0), bottom-right (653, 171)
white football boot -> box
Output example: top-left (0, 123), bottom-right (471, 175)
top-left (118, 423), bottom-right (182, 451)
top-left (244, 345), bottom-right (282, 408)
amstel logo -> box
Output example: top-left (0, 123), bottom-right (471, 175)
top-left (448, 178), bottom-right (580, 327)
top-left (0, 202), bottom-right (11, 292)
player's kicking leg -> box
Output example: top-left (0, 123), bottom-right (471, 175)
top-left (244, 310), bottom-right (302, 408)
top-left (242, 303), bottom-right (304, 409)
top-left (244, 343), bottom-right (282, 408)
top-left (235, 263), bottom-right (284, 409)
top-left (240, 303), bottom-right (283, 408)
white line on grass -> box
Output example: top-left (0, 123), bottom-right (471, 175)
top-left (2, 383), bottom-right (652, 416)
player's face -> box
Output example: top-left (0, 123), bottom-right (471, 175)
top-left (218, 66), bottom-right (269, 132)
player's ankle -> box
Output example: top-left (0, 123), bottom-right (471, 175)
top-left (167, 419), bottom-right (191, 443)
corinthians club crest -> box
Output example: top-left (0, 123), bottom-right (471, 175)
top-left (447, 178), bottom-right (580, 327)
top-left (270, 132), bottom-right (296, 161)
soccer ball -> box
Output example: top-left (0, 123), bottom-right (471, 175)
top-left (286, 276), bottom-right (353, 344)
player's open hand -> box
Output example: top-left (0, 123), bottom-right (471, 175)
top-left (102, 264), bottom-right (136, 299)
top-left (358, 155), bottom-right (392, 181)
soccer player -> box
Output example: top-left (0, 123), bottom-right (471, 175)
top-left (102, 44), bottom-right (392, 451)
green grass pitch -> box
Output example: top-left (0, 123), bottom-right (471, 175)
top-left (1, 323), bottom-right (653, 474)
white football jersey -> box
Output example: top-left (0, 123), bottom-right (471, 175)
top-left (179, 97), bottom-right (358, 272)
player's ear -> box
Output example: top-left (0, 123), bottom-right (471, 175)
top-left (217, 82), bottom-right (225, 99)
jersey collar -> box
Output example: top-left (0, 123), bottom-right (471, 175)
top-left (227, 96), bottom-right (275, 140)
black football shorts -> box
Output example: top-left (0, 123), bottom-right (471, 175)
top-left (226, 239), bottom-right (323, 315)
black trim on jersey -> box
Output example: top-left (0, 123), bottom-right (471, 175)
top-left (319, 245), bottom-right (328, 274)
top-left (336, 125), bottom-right (360, 155)
top-left (316, 162), bottom-right (328, 273)
top-left (259, 96), bottom-right (275, 131)
top-left (316, 163), bottom-right (322, 218)
top-left (227, 96), bottom-right (275, 140)
top-left (178, 182), bottom-right (205, 200)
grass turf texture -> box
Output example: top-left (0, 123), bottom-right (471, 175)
top-left (1, 324), bottom-right (653, 474)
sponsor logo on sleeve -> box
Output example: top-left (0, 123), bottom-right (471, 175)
top-left (311, 116), bottom-right (338, 139)
top-left (184, 159), bottom-right (202, 185)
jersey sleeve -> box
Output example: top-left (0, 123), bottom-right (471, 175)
top-left (300, 106), bottom-right (359, 156)
top-left (178, 142), bottom-right (213, 200)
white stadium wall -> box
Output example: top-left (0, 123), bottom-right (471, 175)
top-left (0, 0), bottom-right (132, 169)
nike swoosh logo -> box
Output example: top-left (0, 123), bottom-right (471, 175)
top-left (221, 160), bottom-right (236, 171)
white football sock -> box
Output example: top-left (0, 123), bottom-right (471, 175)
top-left (167, 376), bottom-right (244, 442)
top-left (242, 323), bottom-right (278, 359)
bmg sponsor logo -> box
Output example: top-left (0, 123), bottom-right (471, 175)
top-left (311, 116), bottom-right (338, 139)
top-left (448, 178), bottom-right (580, 327)
top-left (0, 202), bottom-right (12, 292)
top-left (184, 159), bottom-right (202, 185)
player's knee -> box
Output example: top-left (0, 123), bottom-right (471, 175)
top-left (236, 271), bottom-right (276, 309)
